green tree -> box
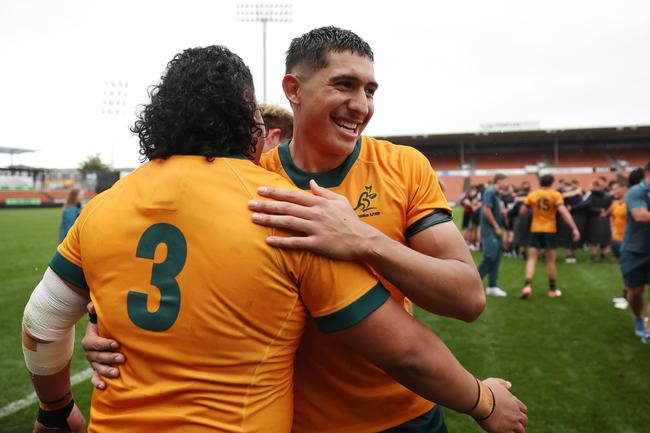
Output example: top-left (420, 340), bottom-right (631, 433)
top-left (78, 154), bottom-right (110, 176)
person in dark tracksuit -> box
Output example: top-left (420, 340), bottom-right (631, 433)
top-left (478, 174), bottom-right (509, 297)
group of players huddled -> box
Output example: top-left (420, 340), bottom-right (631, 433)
top-left (463, 166), bottom-right (650, 343)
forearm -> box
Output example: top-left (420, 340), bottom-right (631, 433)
top-left (632, 209), bottom-right (650, 223)
top-left (381, 320), bottom-right (479, 411)
top-left (363, 231), bottom-right (484, 321)
top-left (25, 331), bottom-right (73, 408)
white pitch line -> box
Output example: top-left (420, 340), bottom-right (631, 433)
top-left (0, 368), bottom-right (93, 419)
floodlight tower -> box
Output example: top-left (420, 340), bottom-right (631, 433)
top-left (236, 3), bottom-right (292, 102)
top-left (102, 80), bottom-right (129, 169)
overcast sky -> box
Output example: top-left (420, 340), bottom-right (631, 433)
top-left (2, 0), bottom-right (649, 169)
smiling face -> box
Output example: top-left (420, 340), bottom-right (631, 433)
top-left (287, 50), bottom-right (377, 159)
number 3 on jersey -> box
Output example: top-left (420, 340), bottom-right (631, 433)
top-left (127, 223), bottom-right (187, 332)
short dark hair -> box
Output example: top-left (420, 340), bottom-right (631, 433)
top-left (493, 173), bottom-right (507, 183)
top-left (645, 162), bottom-right (650, 172)
top-left (540, 174), bottom-right (555, 187)
top-left (132, 45), bottom-right (259, 161)
top-left (285, 26), bottom-right (374, 74)
top-left (628, 168), bottom-right (645, 187)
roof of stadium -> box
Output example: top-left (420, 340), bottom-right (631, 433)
top-left (376, 125), bottom-right (650, 152)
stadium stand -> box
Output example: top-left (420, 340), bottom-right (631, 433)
top-left (376, 125), bottom-right (650, 204)
top-left (551, 150), bottom-right (611, 168)
top-left (427, 153), bottom-right (463, 170)
top-left (474, 152), bottom-right (545, 169)
top-left (610, 149), bottom-right (650, 168)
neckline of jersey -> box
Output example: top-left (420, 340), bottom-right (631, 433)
top-left (277, 137), bottom-right (362, 190)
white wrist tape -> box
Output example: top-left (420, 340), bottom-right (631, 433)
top-left (22, 267), bottom-right (89, 375)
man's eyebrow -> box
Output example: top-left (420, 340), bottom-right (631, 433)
top-left (329, 74), bottom-right (379, 89)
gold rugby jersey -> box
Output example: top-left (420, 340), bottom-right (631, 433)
top-left (611, 201), bottom-right (627, 242)
top-left (524, 188), bottom-right (565, 233)
top-left (261, 136), bottom-right (452, 433)
top-left (51, 155), bottom-right (385, 433)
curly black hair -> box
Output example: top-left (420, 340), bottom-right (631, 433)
top-left (285, 26), bottom-right (374, 74)
top-left (132, 45), bottom-right (259, 161)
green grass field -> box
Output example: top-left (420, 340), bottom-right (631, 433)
top-left (1, 208), bottom-right (648, 432)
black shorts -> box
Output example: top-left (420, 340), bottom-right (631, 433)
top-left (462, 211), bottom-right (472, 229)
top-left (529, 232), bottom-right (558, 249)
top-left (470, 211), bottom-right (480, 227)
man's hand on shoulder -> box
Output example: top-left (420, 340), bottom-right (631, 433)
top-left (248, 180), bottom-right (382, 260)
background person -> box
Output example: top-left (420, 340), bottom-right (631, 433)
top-left (478, 174), bottom-right (509, 297)
top-left (520, 174), bottom-right (580, 299)
top-left (59, 189), bottom-right (81, 243)
top-left (620, 163), bottom-right (650, 342)
top-left (259, 103), bottom-right (293, 152)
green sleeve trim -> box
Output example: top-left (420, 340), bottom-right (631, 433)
top-left (315, 282), bottom-right (389, 333)
top-left (49, 250), bottom-right (89, 291)
top-left (405, 209), bottom-right (452, 238)
top-left (278, 138), bottom-right (361, 189)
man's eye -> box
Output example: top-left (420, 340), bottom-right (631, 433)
top-left (365, 88), bottom-right (376, 97)
top-left (336, 81), bottom-right (353, 90)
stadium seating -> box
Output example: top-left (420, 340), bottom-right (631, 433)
top-left (427, 154), bottom-right (462, 170)
top-left (474, 153), bottom-right (545, 169)
top-left (551, 150), bottom-right (610, 168)
top-left (610, 149), bottom-right (650, 168)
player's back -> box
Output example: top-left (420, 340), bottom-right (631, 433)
top-left (526, 188), bottom-right (563, 233)
top-left (76, 156), bottom-right (305, 432)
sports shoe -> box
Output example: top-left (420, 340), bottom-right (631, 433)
top-left (614, 300), bottom-right (629, 310)
top-left (520, 286), bottom-right (532, 299)
top-left (635, 319), bottom-right (646, 337)
top-left (612, 297), bottom-right (626, 303)
top-left (565, 257), bottom-right (576, 264)
top-left (486, 287), bottom-right (507, 297)
top-left (547, 289), bottom-right (562, 298)
top-left (642, 333), bottom-right (650, 344)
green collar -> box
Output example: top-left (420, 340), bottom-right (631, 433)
top-left (278, 138), bottom-right (361, 190)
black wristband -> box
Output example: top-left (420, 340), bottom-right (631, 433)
top-left (37, 398), bottom-right (74, 430)
top-left (462, 378), bottom-right (482, 413)
top-left (88, 312), bottom-right (98, 324)
top-left (474, 387), bottom-right (496, 421)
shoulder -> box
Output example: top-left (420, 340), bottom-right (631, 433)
top-left (361, 136), bottom-right (428, 165)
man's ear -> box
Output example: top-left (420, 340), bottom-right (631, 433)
top-left (267, 128), bottom-right (282, 142)
top-left (282, 74), bottom-right (301, 106)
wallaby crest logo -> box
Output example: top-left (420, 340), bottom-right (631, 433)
top-left (354, 186), bottom-right (380, 218)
